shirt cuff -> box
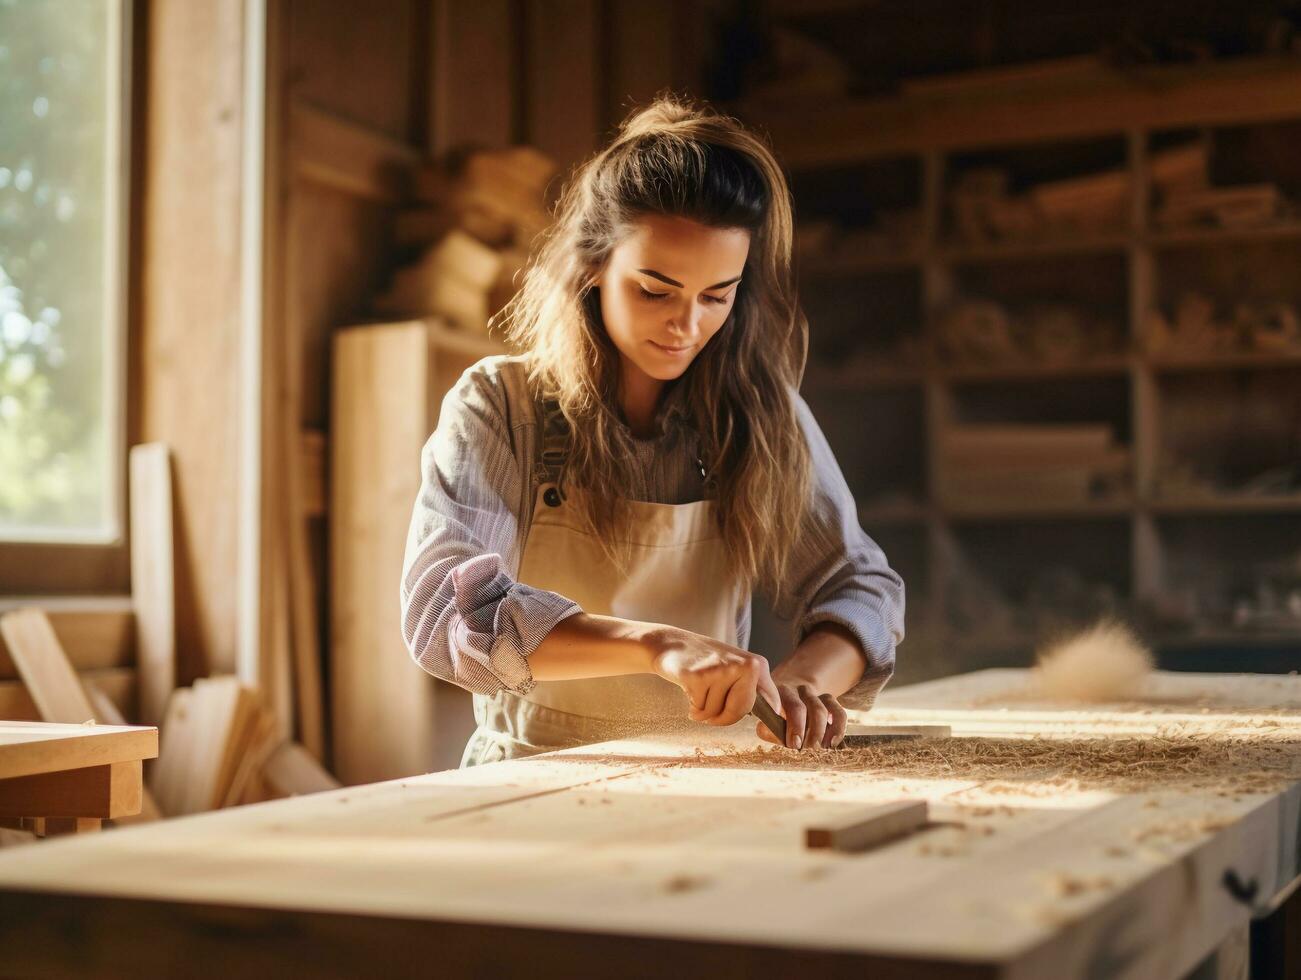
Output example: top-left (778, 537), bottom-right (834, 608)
top-left (449, 553), bottom-right (583, 696)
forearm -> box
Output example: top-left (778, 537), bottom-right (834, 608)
top-left (774, 621), bottom-right (869, 697)
top-left (528, 612), bottom-right (665, 681)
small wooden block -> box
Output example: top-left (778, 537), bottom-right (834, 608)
top-left (805, 800), bottom-right (929, 853)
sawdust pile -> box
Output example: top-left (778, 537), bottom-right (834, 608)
top-left (684, 732), bottom-right (1301, 794)
top-left (1033, 619), bottom-right (1155, 702)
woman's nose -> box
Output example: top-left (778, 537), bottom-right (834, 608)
top-left (670, 298), bottom-right (703, 333)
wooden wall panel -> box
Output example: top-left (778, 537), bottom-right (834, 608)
top-left (287, 0), bottom-right (421, 141)
top-left (525, 0), bottom-right (603, 177)
top-left (429, 0), bottom-right (519, 153)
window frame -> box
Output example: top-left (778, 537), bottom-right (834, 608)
top-left (0, 0), bottom-right (133, 594)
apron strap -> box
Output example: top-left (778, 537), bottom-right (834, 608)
top-left (533, 389), bottom-right (716, 495)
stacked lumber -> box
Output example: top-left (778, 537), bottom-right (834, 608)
top-left (376, 146), bottom-right (557, 335)
top-left (939, 424), bottom-right (1130, 508)
top-left (148, 678), bottom-right (340, 815)
top-left (950, 165), bottom-right (1130, 244)
top-left (936, 298), bottom-right (1123, 366)
top-left (1151, 139), bottom-right (1293, 230)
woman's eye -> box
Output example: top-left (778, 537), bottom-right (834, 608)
top-left (638, 286), bottom-right (669, 301)
top-left (703, 294), bottom-right (729, 306)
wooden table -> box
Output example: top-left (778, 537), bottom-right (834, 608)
top-left (0, 721), bottom-right (158, 835)
top-left (0, 669), bottom-right (1298, 978)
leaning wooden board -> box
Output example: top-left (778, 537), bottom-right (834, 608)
top-left (0, 669), bottom-right (1298, 979)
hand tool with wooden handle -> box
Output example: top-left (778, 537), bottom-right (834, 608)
top-left (750, 695), bottom-right (787, 745)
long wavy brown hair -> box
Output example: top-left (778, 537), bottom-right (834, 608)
top-left (495, 93), bottom-right (814, 603)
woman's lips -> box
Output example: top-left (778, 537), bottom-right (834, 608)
top-left (649, 340), bottom-right (693, 356)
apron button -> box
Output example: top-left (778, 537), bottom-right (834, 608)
top-left (543, 486), bottom-right (562, 507)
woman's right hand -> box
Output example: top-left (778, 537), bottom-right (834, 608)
top-left (648, 627), bottom-right (781, 728)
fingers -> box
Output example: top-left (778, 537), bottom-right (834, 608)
top-left (688, 654), bottom-right (765, 726)
top-left (821, 693), bottom-right (847, 748)
top-left (689, 675), bottom-right (729, 722)
top-left (798, 685), bottom-right (829, 750)
top-left (756, 719), bottom-right (781, 744)
top-left (715, 671), bottom-right (757, 727)
top-left (778, 685), bottom-right (806, 750)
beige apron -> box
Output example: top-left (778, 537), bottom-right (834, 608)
top-left (460, 397), bottom-right (746, 767)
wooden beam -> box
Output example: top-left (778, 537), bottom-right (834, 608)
top-left (129, 443), bottom-right (176, 727)
top-left (748, 59), bottom-right (1301, 166)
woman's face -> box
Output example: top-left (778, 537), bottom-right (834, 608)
top-left (595, 213), bottom-right (750, 383)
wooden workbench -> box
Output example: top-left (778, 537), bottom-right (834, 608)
top-left (0, 668), bottom-right (1298, 979)
top-left (0, 721), bottom-right (157, 835)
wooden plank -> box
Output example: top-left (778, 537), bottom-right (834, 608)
top-left (284, 377), bottom-right (324, 761)
top-left (331, 323), bottom-right (440, 783)
top-left (0, 761), bottom-right (142, 820)
top-left (0, 723), bottom-right (157, 782)
top-left (129, 443), bottom-right (177, 727)
top-left (150, 677), bottom-right (265, 816)
top-left (260, 741), bottom-right (342, 798)
top-left (1, 610), bottom-right (99, 724)
top-left (300, 429), bottom-right (326, 519)
top-left (806, 800), bottom-right (929, 852)
top-left (0, 668), bottom-right (135, 723)
top-left (0, 600), bottom-right (134, 680)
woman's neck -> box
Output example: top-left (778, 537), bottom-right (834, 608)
top-left (618, 361), bottom-right (667, 440)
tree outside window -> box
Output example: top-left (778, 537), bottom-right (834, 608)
top-left (0, 0), bottom-right (124, 543)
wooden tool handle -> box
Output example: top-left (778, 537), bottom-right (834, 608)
top-left (750, 696), bottom-right (787, 745)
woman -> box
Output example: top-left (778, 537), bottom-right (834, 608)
top-left (401, 95), bottom-right (905, 767)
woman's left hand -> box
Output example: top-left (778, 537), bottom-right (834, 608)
top-left (755, 678), bottom-right (847, 750)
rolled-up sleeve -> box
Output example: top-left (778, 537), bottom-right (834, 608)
top-left (400, 362), bottom-right (583, 696)
top-left (773, 388), bottom-right (906, 710)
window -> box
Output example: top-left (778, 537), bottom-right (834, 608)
top-left (0, 0), bottom-right (127, 548)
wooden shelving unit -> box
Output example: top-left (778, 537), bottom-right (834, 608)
top-left (738, 60), bottom-right (1301, 674)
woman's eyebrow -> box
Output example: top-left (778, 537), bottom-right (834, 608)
top-left (638, 268), bottom-right (743, 290)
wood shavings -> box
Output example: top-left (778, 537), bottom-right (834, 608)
top-left (1047, 872), bottom-right (1115, 897)
top-left (1132, 815), bottom-right (1233, 844)
top-left (1033, 620), bottom-right (1154, 702)
top-left (684, 733), bottom-right (1301, 795)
